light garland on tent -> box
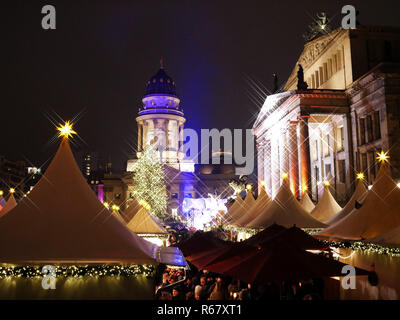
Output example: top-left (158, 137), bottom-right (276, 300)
top-left (320, 240), bottom-right (400, 257)
top-left (222, 224), bottom-right (257, 236)
top-left (0, 264), bottom-right (155, 279)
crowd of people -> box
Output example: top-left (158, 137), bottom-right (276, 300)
top-left (155, 265), bottom-right (324, 300)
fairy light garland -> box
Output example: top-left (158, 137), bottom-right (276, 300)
top-left (0, 264), bottom-right (155, 279)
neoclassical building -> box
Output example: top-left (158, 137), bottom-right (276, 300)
top-left (254, 26), bottom-right (400, 203)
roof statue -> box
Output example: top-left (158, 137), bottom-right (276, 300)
top-left (303, 12), bottom-right (332, 42)
top-left (296, 64), bottom-right (308, 90)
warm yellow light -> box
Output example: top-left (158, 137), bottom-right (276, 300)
top-left (260, 180), bottom-right (265, 186)
top-left (103, 202), bottom-right (110, 209)
top-left (282, 172), bottom-right (288, 179)
top-left (324, 181), bottom-right (330, 187)
top-left (0, 190), bottom-right (3, 196)
top-left (9, 188), bottom-right (15, 194)
top-left (302, 185), bottom-right (308, 192)
top-left (376, 151), bottom-right (389, 163)
top-left (356, 172), bottom-right (365, 180)
top-left (111, 205), bottom-right (120, 211)
top-left (246, 184), bottom-right (252, 190)
top-left (57, 120), bottom-right (77, 139)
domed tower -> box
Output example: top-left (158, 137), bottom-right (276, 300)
top-left (127, 61), bottom-right (192, 171)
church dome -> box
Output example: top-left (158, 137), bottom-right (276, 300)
top-left (145, 68), bottom-right (177, 97)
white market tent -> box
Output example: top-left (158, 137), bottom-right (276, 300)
top-left (126, 206), bottom-right (168, 236)
top-left (247, 178), bottom-right (326, 229)
top-left (233, 185), bottom-right (271, 227)
top-left (0, 138), bottom-right (157, 264)
top-left (310, 185), bottom-right (342, 223)
top-left (0, 193), bottom-right (17, 219)
top-left (223, 194), bottom-right (243, 223)
top-left (226, 189), bottom-right (256, 225)
top-left (326, 179), bottom-right (368, 226)
top-left (121, 197), bottom-right (141, 223)
top-left (299, 192), bottom-right (315, 213)
top-left (316, 161), bottom-right (400, 240)
top-left (368, 225), bottom-right (400, 248)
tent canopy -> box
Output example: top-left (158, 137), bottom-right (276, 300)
top-left (299, 192), bottom-right (315, 213)
top-left (0, 193), bottom-right (17, 219)
top-left (247, 179), bottom-right (325, 229)
top-left (0, 138), bottom-right (157, 264)
top-left (310, 186), bottom-right (342, 223)
top-left (326, 180), bottom-right (368, 226)
top-left (121, 197), bottom-right (141, 223)
top-left (316, 162), bottom-right (400, 240)
top-left (234, 186), bottom-right (271, 227)
top-left (226, 190), bottom-right (255, 225)
top-left (126, 207), bottom-right (168, 235)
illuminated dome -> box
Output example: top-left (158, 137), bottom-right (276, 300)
top-left (145, 68), bottom-right (177, 97)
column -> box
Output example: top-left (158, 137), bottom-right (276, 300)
top-left (264, 140), bottom-right (272, 197)
top-left (288, 121), bottom-right (299, 198)
top-left (142, 120), bottom-right (149, 148)
top-left (257, 140), bottom-right (264, 188)
top-left (280, 127), bottom-right (289, 175)
top-left (299, 115), bottom-right (312, 197)
top-left (137, 121), bottom-right (143, 152)
top-left (270, 136), bottom-right (280, 198)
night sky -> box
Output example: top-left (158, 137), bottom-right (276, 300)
top-left (2, 0), bottom-right (400, 171)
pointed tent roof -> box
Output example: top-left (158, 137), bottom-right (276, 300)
top-left (227, 189), bottom-right (256, 225)
top-left (121, 197), bottom-right (141, 223)
top-left (299, 192), bottom-right (315, 213)
top-left (0, 138), bottom-right (156, 264)
top-left (0, 193), bottom-right (17, 218)
top-left (326, 180), bottom-right (368, 226)
top-left (126, 207), bottom-right (168, 235)
top-left (223, 194), bottom-right (243, 223)
top-left (234, 185), bottom-right (271, 227)
top-left (310, 185), bottom-right (342, 223)
top-left (247, 178), bottom-right (325, 229)
top-left (316, 162), bottom-right (400, 240)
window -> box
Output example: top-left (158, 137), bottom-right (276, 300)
top-left (336, 126), bottom-right (344, 151)
top-left (325, 164), bottom-right (331, 178)
top-left (323, 134), bottom-right (330, 157)
top-left (328, 59), bottom-right (333, 78)
top-left (368, 152), bottom-right (376, 182)
top-left (359, 118), bottom-right (366, 145)
top-left (333, 54), bottom-right (338, 73)
top-left (114, 193), bottom-right (121, 199)
top-left (315, 71), bottom-right (320, 87)
top-left (337, 51), bottom-right (343, 70)
top-left (171, 193), bottom-right (178, 199)
top-left (366, 115), bottom-right (373, 142)
top-left (323, 63), bottom-right (328, 82)
top-left (373, 111), bottom-right (381, 140)
top-left (313, 140), bottom-right (318, 161)
top-left (338, 160), bottom-right (346, 183)
top-left (319, 66), bottom-right (324, 84)
top-left (311, 74), bottom-right (315, 88)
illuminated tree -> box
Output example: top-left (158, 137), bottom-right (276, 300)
top-left (132, 147), bottom-right (168, 219)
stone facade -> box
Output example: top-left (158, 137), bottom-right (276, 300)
top-left (254, 26), bottom-right (400, 204)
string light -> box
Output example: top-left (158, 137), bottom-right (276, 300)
top-left (376, 150), bottom-right (389, 163)
top-left (56, 120), bottom-right (77, 139)
top-left (0, 264), bottom-right (155, 279)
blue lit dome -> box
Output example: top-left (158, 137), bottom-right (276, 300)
top-left (145, 68), bottom-right (177, 97)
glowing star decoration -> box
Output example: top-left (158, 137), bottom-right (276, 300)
top-left (356, 172), bottom-right (365, 180)
top-left (376, 151), bottom-right (389, 163)
top-left (103, 202), bottom-right (110, 209)
top-left (246, 184), bottom-right (252, 191)
top-left (9, 188), bottom-right (15, 194)
top-left (260, 180), bottom-right (265, 186)
top-left (324, 181), bottom-right (330, 187)
top-left (0, 190), bottom-right (3, 196)
top-left (111, 205), bottom-right (120, 211)
top-left (57, 121), bottom-right (77, 139)
top-left (282, 172), bottom-right (289, 180)
top-left (302, 185), bottom-right (308, 192)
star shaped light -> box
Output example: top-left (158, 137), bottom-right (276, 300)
top-left (356, 172), bottom-right (365, 180)
top-left (282, 172), bottom-right (289, 179)
top-left (57, 121), bottom-right (77, 139)
top-left (376, 151), bottom-right (389, 163)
